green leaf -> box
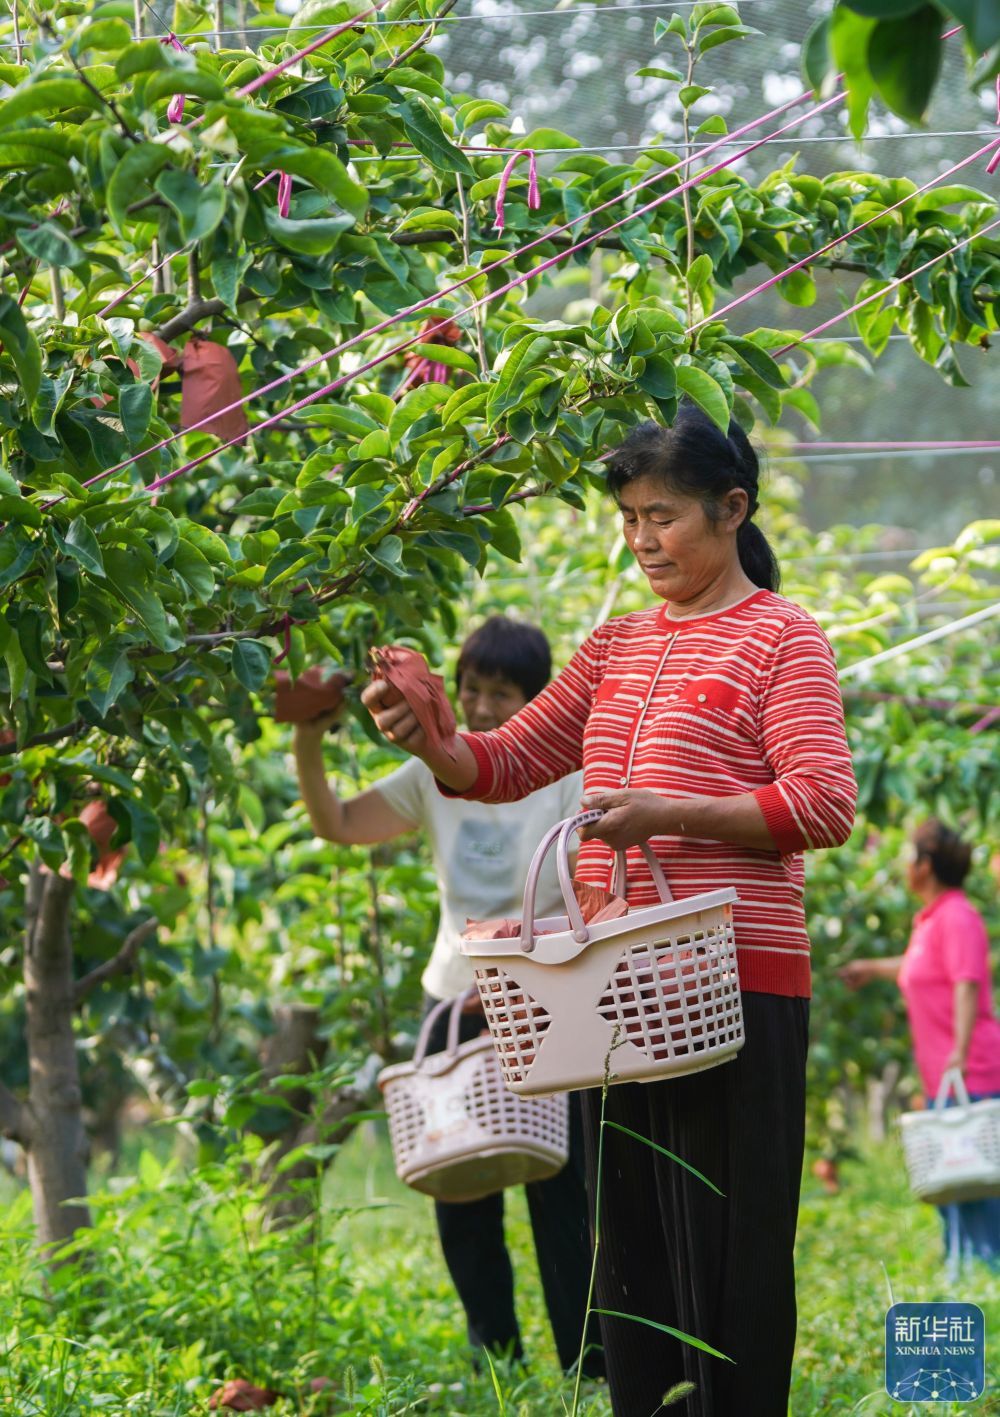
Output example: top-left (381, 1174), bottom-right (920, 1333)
top-left (116, 37), bottom-right (174, 78)
top-left (274, 147), bottom-right (367, 221)
top-left (698, 24), bottom-right (761, 52)
top-left (32, 370), bottom-right (74, 435)
top-left (719, 336), bottom-right (787, 389)
top-left (0, 78), bottom-right (102, 128)
top-left (263, 209), bottom-right (356, 256)
top-left (487, 333), bottom-right (553, 422)
top-left (54, 517), bottom-right (105, 577)
top-left (387, 383), bottom-right (450, 446)
top-left (517, 127), bottom-right (581, 151)
top-left (830, 8), bottom-right (876, 139)
top-left (393, 207), bottom-right (462, 235)
top-left (211, 248), bottom-right (253, 313)
top-left (937, 0), bottom-right (1000, 50)
top-left (156, 169), bottom-right (227, 244)
top-left (103, 549), bottom-right (169, 648)
top-left (801, 14), bottom-right (834, 92)
top-left (405, 343), bottom-right (478, 374)
top-left (868, 6), bottom-right (942, 123)
top-left (123, 796), bottom-right (160, 864)
top-left (635, 66), bottom-right (683, 80)
top-left (678, 84), bottom-right (711, 107)
top-left (676, 364), bottom-right (730, 431)
top-left (0, 294), bottom-right (42, 402)
top-left (637, 354), bottom-right (677, 400)
top-left (145, 68), bottom-right (226, 106)
top-left (0, 530), bottom-right (35, 589)
top-left (840, 0), bottom-right (922, 13)
top-left (231, 639), bottom-right (270, 691)
top-left (779, 268), bottom-right (817, 306)
top-left (107, 145), bottom-right (170, 234)
top-left (398, 97), bottom-right (474, 176)
top-left (76, 17), bottom-right (133, 49)
top-left (593, 1312), bottom-right (730, 1362)
top-left (120, 383), bottom-right (153, 447)
top-left (86, 642), bottom-right (134, 716)
top-left (603, 1119), bottom-right (724, 1193)
top-left (455, 98), bottom-right (509, 129)
top-left (368, 534), bottom-right (404, 574)
top-left (5, 633), bottom-right (26, 703)
top-left (17, 222), bottom-right (85, 268)
top-left (172, 539), bottom-right (214, 601)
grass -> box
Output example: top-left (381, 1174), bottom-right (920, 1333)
top-left (1, 1122), bottom-right (998, 1414)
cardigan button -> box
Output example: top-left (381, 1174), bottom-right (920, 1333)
top-left (619, 775), bottom-right (628, 786)
top-left (697, 693), bottom-right (707, 703)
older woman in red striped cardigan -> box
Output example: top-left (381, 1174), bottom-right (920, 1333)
top-left (364, 403), bottom-right (857, 1417)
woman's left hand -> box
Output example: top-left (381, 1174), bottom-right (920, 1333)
top-left (578, 790), bottom-right (671, 849)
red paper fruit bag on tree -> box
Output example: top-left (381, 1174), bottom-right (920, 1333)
top-left (181, 337), bottom-right (248, 442)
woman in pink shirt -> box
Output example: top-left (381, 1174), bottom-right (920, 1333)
top-left (842, 820), bottom-right (1000, 1267)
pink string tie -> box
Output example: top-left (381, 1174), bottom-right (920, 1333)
top-left (988, 76), bottom-right (1000, 173)
top-left (277, 171), bottom-right (293, 219)
top-left (253, 170), bottom-right (292, 216)
top-left (494, 150), bottom-right (540, 234)
top-left (162, 33), bottom-right (188, 124)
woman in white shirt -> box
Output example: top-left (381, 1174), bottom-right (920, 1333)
top-left (294, 617), bottom-right (602, 1379)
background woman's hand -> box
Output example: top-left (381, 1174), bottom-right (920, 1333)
top-left (837, 960), bottom-right (875, 990)
top-left (577, 789), bottom-right (670, 850)
top-left (291, 706), bottom-right (343, 739)
top-left (361, 678), bottom-right (431, 757)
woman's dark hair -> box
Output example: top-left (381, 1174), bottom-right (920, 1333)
top-left (605, 402), bottom-right (780, 592)
top-left (455, 616), bottom-right (552, 702)
top-left (913, 819), bottom-right (973, 888)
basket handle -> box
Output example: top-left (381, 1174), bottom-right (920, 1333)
top-left (934, 1065), bottom-right (972, 1111)
top-left (520, 809), bottom-right (675, 953)
top-left (412, 988), bottom-right (480, 1066)
top-left (558, 813), bottom-right (674, 911)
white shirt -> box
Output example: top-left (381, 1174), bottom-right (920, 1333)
top-left (375, 758), bottom-right (584, 1000)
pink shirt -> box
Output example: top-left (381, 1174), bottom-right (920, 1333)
top-left (898, 890), bottom-right (1000, 1097)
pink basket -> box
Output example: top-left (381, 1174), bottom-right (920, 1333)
top-left (461, 812), bottom-right (744, 1096)
top-left (378, 990), bottom-right (569, 1201)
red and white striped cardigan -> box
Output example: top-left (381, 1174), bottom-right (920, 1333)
top-left (445, 589), bottom-right (857, 997)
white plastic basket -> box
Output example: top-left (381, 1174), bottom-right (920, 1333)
top-left (378, 990), bottom-right (570, 1202)
top-left (899, 1067), bottom-right (1000, 1206)
top-left (461, 811), bottom-right (744, 1097)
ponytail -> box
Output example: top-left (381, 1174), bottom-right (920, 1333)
top-left (737, 520), bottom-right (781, 592)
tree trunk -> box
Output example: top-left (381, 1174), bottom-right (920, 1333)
top-left (23, 864), bottom-right (91, 1250)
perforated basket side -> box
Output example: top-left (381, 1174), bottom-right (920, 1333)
top-left (597, 910), bottom-right (742, 1064)
top-left (474, 966), bottom-right (554, 1088)
top-left (382, 1043), bottom-right (569, 1195)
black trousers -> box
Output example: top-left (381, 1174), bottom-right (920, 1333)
top-left (581, 993), bottom-right (809, 1417)
top-left (423, 999), bottom-right (604, 1378)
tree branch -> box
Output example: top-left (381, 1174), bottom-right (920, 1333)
top-left (0, 1079), bottom-right (27, 1144)
top-left (155, 286), bottom-right (257, 341)
top-left (73, 917), bottom-right (158, 1007)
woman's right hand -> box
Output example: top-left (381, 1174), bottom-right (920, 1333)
top-left (837, 959), bottom-right (875, 990)
top-left (361, 678), bottom-right (431, 758)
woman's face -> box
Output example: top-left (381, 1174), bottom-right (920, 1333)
top-left (458, 669), bottom-right (529, 732)
top-left (617, 473), bottom-right (745, 604)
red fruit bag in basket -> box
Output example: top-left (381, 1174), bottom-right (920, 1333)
top-left (370, 646), bottom-right (458, 760)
